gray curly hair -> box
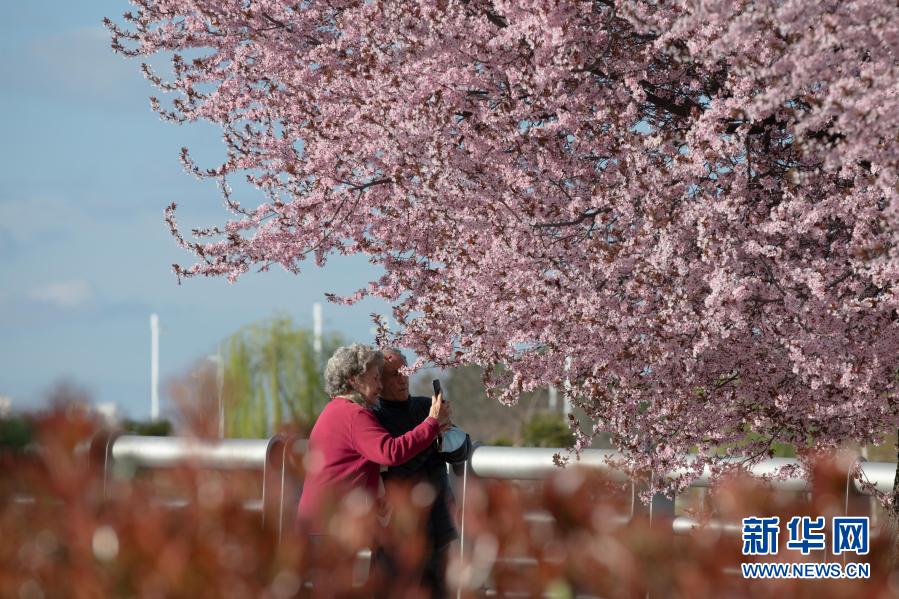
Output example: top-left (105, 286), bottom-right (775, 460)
top-left (324, 343), bottom-right (384, 402)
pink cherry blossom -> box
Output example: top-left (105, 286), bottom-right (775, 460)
top-left (108, 0), bottom-right (899, 494)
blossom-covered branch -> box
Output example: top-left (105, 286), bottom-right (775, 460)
top-left (108, 0), bottom-right (899, 492)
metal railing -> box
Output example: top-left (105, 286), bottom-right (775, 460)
top-left (86, 433), bottom-right (890, 595)
top-left (90, 432), bottom-right (308, 538)
top-left (470, 445), bottom-right (891, 491)
top-left (92, 433), bottom-right (894, 538)
top-left (110, 435), bottom-right (271, 469)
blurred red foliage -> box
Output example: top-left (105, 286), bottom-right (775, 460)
top-left (0, 406), bottom-right (895, 598)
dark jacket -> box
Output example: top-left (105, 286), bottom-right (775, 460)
top-left (373, 395), bottom-right (472, 547)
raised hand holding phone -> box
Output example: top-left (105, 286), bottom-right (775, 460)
top-left (428, 380), bottom-right (451, 429)
top-left (431, 379), bottom-right (466, 452)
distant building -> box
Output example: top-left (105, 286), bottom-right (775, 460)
top-left (0, 396), bottom-right (11, 418)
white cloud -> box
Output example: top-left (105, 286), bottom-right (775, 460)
top-left (28, 280), bottom-right (93, 308)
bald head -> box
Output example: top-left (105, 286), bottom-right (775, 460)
top-left (380, 349), bottom-right (410, 402)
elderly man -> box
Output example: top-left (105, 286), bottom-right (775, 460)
top-left (373, 348), bottom-right (473, 598)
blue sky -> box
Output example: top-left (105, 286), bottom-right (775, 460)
top-left (0, 2), bottom-right (388, 418)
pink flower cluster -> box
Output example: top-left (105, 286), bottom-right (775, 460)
top-left (108, 0), bottom-right (899, 491)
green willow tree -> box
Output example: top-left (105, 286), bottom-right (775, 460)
top-left (222, 315), bottom-right (343, 438)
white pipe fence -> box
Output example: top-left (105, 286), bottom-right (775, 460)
top-left (80, 432), bottom-right (891, 595)
top-left (92, 433), bottom-right (893, 541)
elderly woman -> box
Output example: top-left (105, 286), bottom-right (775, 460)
top-left (296, 343), bottom-right (450, 531)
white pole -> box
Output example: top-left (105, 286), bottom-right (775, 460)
top-left (548, 386), bottom-right (558, 410)
top-left (313, 302), bottom-right (323, 366)
top-left (457, 459), bottom-right (468, 599)
top-left (562, 356), bottom-right (572, 419)
top-left (150, 313), bottom-right (159, 421)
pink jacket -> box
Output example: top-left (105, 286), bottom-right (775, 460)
top-left (296, 397), bottom-right (439, 531)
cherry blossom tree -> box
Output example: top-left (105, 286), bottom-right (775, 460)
top-left (106, 1), bottom-right (899, 493)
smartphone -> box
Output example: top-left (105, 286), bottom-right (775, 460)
top-left (432, 379), bottom-right (443, 400)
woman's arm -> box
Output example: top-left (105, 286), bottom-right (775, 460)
top-left (351, 409), bottom-right (439, 466)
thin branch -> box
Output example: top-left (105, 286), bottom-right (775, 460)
top-left (534, 209), bottom-right (604, 229)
